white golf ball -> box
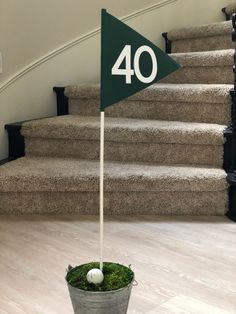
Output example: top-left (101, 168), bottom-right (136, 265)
top-left (86, 268), bottom-right (104, 284)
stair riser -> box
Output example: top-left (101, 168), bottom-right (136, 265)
top-left (25, 138), bottom-right (223, 167)
top-left (69, 99), bottom-right (230, 125)
top-left (0, 191), bottom-right (227, 215)
top-left (162, 66), bottom-right (233, 84)
top-left (172, 35), bottom-right (233, 53)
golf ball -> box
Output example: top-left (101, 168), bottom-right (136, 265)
top-left (86, 268), bottom-right (104, 284)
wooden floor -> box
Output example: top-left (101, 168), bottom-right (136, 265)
top-left (0, 215), bottom-right (235, 314)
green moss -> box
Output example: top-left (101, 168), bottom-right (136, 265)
top-left (66, 262), bottom-right (134, 292)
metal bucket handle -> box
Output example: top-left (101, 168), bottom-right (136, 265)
top-left (67, 265), bottom-right (74, 273)
top-left (132, 279), bottom-right (138, 286)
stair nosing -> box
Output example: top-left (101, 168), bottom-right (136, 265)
top-left (167, 20), bottom-right (231, 41)
top-left (0, 157), bottom-right (228, 193)
top-left (65, 84), bottom-right (232, 104)
top-left (21, 115), bottom-right (226, 146)
top-left (170, 49), bottom-right (234, 67)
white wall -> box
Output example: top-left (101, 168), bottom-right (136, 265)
top-left (0, 0), bottom-right (159, 83)
top-left (0, 0), bottom-right (233, 159)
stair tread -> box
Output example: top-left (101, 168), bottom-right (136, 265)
top-left (65, 84), bottom-right (232, 103)
top-left (171, 49), bottom-right (234, 67)
top-left (0, 157), bottom-right (227, 193)
top-left (21, 115), bottom-right (226, 145)
top-left (167, 20), bottom-right (231, 41)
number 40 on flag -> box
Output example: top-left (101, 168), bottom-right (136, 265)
top-left (101, 9), bottom-right (181, 111)
top-left (112, 45), bottom-right (158, 84)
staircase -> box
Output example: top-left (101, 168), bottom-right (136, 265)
top-left (0, 4), bottom-right (235, 215)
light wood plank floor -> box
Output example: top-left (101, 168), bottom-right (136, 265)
top-left (0, 215), bottom-right (235, 314)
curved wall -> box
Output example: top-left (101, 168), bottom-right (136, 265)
top-left (0, 0), bottom-right (160, 83)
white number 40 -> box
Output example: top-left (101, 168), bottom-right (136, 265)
top-left (111, 45), bottom-right (158, 84)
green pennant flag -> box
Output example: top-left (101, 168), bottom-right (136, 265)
top-left (100, 9), bottom-right (181, 111)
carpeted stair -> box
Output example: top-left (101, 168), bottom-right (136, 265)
top-left (164, 49), bottom-right (234, 84)
top-left (0, 2), bottom-right (234, 215)
top-left (22, 114), bottom-right (225, 167)
top-left (68, 84), bottom-right (231, 124)
top-left (0, 157), bottom-right (227, 215)
top-left (168, 20), bottom-right (233, 53)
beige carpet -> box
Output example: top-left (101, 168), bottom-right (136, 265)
top-left (22, 115), bottom-right (225, 166)
top-left (167, 20), bottom-right (233, 52)
top-left (0, 157), bottom-right (227, 215)
top-left (0, 2), bottom-right (234, 215)
top-left (163, 49), bottom-right (234, 84)
top-left (68, 84), bottom-right (232, 124)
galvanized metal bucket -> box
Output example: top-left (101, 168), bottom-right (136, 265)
top-left (67, 276), bottom-right (133, 314)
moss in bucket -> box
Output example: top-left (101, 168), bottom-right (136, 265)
top-left (66, 262), bottom-right (134, 292)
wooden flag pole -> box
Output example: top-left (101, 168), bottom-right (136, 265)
top-left (100, 111), bottom-right (105, 271)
